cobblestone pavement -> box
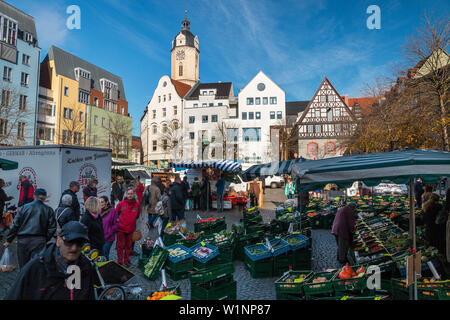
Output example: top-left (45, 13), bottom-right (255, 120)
top-left (0, 188), bottom-right (340, 300)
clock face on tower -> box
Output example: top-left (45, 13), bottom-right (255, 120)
top-left (176, 50), bottom-right (185, 60)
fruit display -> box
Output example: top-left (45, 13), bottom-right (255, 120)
top-left (310, 277), bottom-right (328, 288)
top-left (338, 264), bottom-right (365, 280)
top-left (284, 273), bottom-right (309, 283)
top-left (185, 232), bottom-right (202, 240)
top-left (146, 289), bottom-right (178, 300)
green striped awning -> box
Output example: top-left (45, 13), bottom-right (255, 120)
top-left (0, 158), bottom-right (18, 171)
top-left (291, 149), bottom-right (450, 192)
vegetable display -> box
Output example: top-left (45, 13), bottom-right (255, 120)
top-left (192, 247), bottom-right (213, 259)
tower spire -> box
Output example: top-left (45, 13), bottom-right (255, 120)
top-left (182, 7), bottom-right (190, 31)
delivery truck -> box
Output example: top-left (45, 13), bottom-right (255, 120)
top-left (0, 145), bottom-right (112, 212)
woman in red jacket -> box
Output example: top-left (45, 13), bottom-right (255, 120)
top-left (115, 188), bottom-right (140, 266)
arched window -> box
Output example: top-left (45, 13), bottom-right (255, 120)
top-left (307, 142), bottom-right (318, 155)
top-left (172, 121), bottom-right (179, 130)
top-left (162, 123), bottom-right (168, 134)
top-left (325, 141), bottom-right (336, 154)
top-left (179, 64), bottom-right (183, 77)
top-left (152, 125), bottom-right (157, 135)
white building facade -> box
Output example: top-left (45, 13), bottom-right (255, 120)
top-left (236, 71), bottom-right (286, 170)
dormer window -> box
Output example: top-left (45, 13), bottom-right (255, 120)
top-left (74, 67), bottom-right (91, 81)
top-left (25, 32), bottom-right (33, 43)
top-left (0, 15), bottom-right (18, 46)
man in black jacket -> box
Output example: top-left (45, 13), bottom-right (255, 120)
top-left (4, 189), bottom-right (56, 268)
top-left (111, 175), bottom-right (126, 207)
top-left (5, 221), bottom-right (97, 300)
top-left (59, 181), bottom-right (81, 222)
top-left (55, 194), bottom-right (77, 231)
top-left (170, 177), bottom-right (185, 221)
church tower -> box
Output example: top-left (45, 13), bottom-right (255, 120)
top-left (171, 11), bottom-right (199, 86)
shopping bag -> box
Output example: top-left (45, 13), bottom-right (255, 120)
top-left (0, 248), bottom-right (15, 272)
top-left (154, 216), bottom-right (163, 235)
top-left (185, 199), bottom-right (193, 211)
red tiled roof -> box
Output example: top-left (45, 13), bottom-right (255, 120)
top-left (171, 79), bottom-right (192, 98)
top-left (132, 136), bottom-right (141, 149)
top-left (347, 97), bottom-right (380, 115)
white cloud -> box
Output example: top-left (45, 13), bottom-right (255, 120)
top-left (32, 4), bottom-right (69, 50)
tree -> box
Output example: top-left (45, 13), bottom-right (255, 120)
top-left (346, 14), bottom-right (450, 153)
top-left (103, 112), bottom-right (132, 159)
top-left (157, 120), bottom-right (183, 161)
top-left (0, 84), bottom-right (33, 146)
top-left (214, 120), bottom-right (240, 160)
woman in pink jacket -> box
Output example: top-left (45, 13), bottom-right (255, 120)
top-left (99, 196), bottom-right (119, 260)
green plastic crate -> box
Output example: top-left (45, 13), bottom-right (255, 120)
top-left (275, 270), bottom-right (313, 295)
top-left (163, 233), bottom-right (184, 246)
top-left (332, 265), bottom-right (368, 293)
top-left (189, 262), bottom-right (235, 284)
top-left (276, 292), bottom-right (306, 300)
top-left (166, 267), bottom-right (190, 281)
top-left (303, 271), bottom-right (337, 297)
top-left (191, 279), bottom-right (237, 300)
top-left (143, 246), bottom-right (169, 281)
top-left (245, 255), bottom-right (273, 278)
top-left (245, 223), bottom-right (265, 234)
top-left (165, 258), bottom-right (193, 273)
top-left (289, 247), bottom-right (312, 269)
top-left (273, 253), bottom-right (291, 276)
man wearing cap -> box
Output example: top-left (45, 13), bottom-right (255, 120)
top-left (59, 181), bottom-right (81, 222)
top-left (331, 202), bottom-right (357, 265)
top-left (5, 221), bottom-right (97, 300)
top-left (4, 189), bottom-right (56, 268)
top-left (82, 178), bottom-right (98, 203)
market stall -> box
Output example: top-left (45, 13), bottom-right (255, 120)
top-left (169, 160), bottom-right (246, 210)
top-left (241, 157), bottom-right (308, 181)
top-left (290, 148), bottom-right (450, 300)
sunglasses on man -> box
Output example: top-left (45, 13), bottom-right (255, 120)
top-left (63, 238), bottom-right (86, 248)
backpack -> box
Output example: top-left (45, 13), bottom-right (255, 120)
top-left (142, 187), bottom-right (152, 209)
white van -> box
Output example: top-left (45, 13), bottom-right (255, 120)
top-left (265, 175), bottom-right (284, 188)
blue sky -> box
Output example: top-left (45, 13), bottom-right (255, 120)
top-left (7, 0), bottom-right (450, 135)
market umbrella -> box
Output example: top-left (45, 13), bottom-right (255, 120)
top-left (169, 160), bottom-right (242, 173)
top-left (242, 157), bottom-right (309, 181)
top-left (0, 158), bottom-right (18, 170)
top-left (290, 148), bottom-right (450, 300)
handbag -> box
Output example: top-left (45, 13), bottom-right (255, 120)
top-left (132, 230), bottom-right (142, 242)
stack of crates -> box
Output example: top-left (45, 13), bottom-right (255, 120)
top-left (302, 270), bottom-right (337, 299)
top-left (190, 262), bottom-right (236, 300)
top-left (194, 217), bottom-right (227, 235)
top-left (244, 243), bottom-right (273, 278)
top-left (233, 232), bottom-right (263, 261)
top-left (243, 208), bottom-right (265, 235)
top-left (164, 244), bottom-right (193, 281)
top-left (163, 232), bottom-right (184, 246)
top-left (283, 233), bottom-right (312, 270)
top-left (270, 238), bottom-right (291, 277)
top-left (275, 270), bottom-right (313, 300)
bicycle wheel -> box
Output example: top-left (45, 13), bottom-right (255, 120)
top-left (98, 285), bottom-right (126, 300)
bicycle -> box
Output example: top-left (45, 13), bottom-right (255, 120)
top-left (82, 244), bottom-right (143, 300)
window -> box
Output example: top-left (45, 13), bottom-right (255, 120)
top-left (152, 110), bottom-right (156, 119)
top-left (0, 118), bottom-right (7, 135)
top-left (168, 93), bottom-right (171, 101)
top-left (201, 103), bottom-right (206, 108)
top-left (121, 106), bottom-right (125, 115)
top-left (179, 64), bottom-right (183, 76)
top-left (202, 91), bottom-right (208, 95)
top-left (163, 95), bottom-right (166, 102)
top-left (327, 108), bottom-right (333, 121)
top-left (3, 66), bottom-right (11, 81)
top-left (21, 72), bottom-right (29, 87)
top-left (325, 142), bottom-right (336, 154)
top-left (242, 128), bottom-right (261, 142)
top-left (19, 95), bottom-right (27, 110)
top-left (242, 112), bottom-right (247, 120)
top-left (218, 102), bottom-right (223, 106)
top-left (315, 125), bottom-right (321, 133)
top-left (308, 125), bottom-right (313, 133)
top-left (212, 115), bottom-right (218, 122)
top-left (94, 97), bottom-right (99, 107)
top-left (315, 110), bottom-right (320, 118)
top-left (189, 132), bottom-right (195, 140)
top-left (63, 108), bottom-right (73, 120)
top-left (93, 135), bottom-right (97, 146)
top-left (173, 106), bottom-right (177, 115)
top-left (62, 130), bottom-right (72, 144)
top-left (94, 115), bottom-right (98, 125)
top-left (102, 117), bottom-right (105, 127)
top-left (79, 112), bottom-right (84, 122)
top-left (1, 89), bottom-right (10, 106)
top-left (64, 87), bottom-right (69, 96)
top-left (263, 97), bottom-right (268, 105)
top-left (307, 143), bottom-right (318, 155)
top-left (277, 111), bottom-right (282, 119)
top-left (270, 111), bottom-right (275, 119)
top-left (152, 125), bottom-right (157, 134)
top-left (162, 139), bottom-right (168, 151)
top-left (194, 103), bottom-right (198, 108)
top-left (162, 108), bottom-right (166, 117)
top-left (336, 124), bottom-right (341, 132)
top-left (73, 132), bottom-right (82, 145)
top-left (152, 140), bottom-right (157, 151)
top-left (247, 98), bottom-right (254, 105)
top-left (255, 97), bottom-right (261, 105)
top-left (162, 123), bottom-right (167, 133)
top-left (22, 54), bottom-right (31, 65)
top-left (209, 103), bottom-right (213, 107)
top-left (25, 32), bottom-right (33, 43)
top-left (189, 116), bottom-right (195, 124)
top-left (249, 112), bottom-right (254, 120)
top-left (158, 96), bottom-right (161, 103)
top-left (335, 109), bottom-right (341, 117)
top-left (209, 90), bottom-right (214, 95)
top-left (256, 112), bottom-right (261, 119)
top-left (328, 95), bottom-right (334, 102)
top-left (226, 128), bottom-right (238, 142)
top-left (74, 68), bottom-right (91, 80)
top-left (78, 90), bottom-right (90, 104)
top-left (17, 122), bottom-right (25, 139)
top-left (270, 97), bottom-right (277, 104)
top-left (1, 17), bottom-right (17, 45)
top-left (202, 115), bottom-right (208, 123)
top-left (320, 96), bottom-right (326, 102)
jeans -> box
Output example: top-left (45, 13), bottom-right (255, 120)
top-left (334, 235), bottom-right (350, 264)
top-left (103, 241), bottom-right (114, 260)
top-left (171, 209), bottom-right (185, 221)
top-left (217, 193), bottom-right (224, 212)
top-left (148, 213), bottom-right (158, 227)
top-left (193, 196), bottom-right (200, 210)
top-left (17, 236), bottom-right (46, 269)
